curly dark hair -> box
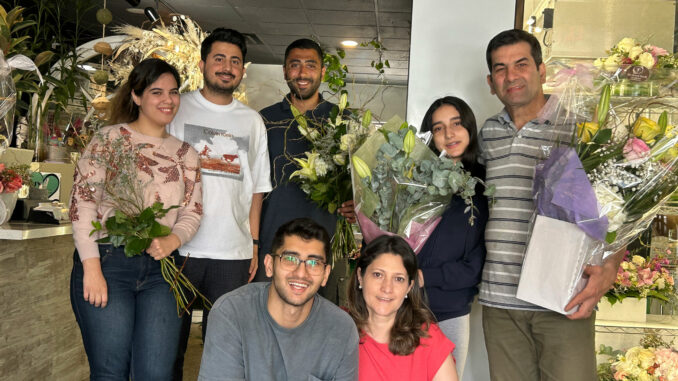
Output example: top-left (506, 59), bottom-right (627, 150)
top-left (347, 235), bottom-right (435, 355)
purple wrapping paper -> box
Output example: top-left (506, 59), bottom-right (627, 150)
top-left (533, 146), bottom-right (608, 241)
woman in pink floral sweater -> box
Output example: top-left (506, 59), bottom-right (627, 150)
top-left (69, 58), bottom-right (202, 380)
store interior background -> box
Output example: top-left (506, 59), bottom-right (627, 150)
top-left (6, 0), bottom-right (678, 379)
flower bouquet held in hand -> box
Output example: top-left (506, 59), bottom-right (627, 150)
top-left (83, 131), bottom-right (209, 315)
top-left (597, 334), bottom-right (678, 381)
top-left (517, 68), bottom-right (678, 313)
top-left (605, 250), bottom-right (676, 307)
top-left (351, 116), bottom-right (494, 253)
top-left (288, 93), bottom-right (370, 261)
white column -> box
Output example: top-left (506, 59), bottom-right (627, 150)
top-left (407, 2), bottom-right (516, 380)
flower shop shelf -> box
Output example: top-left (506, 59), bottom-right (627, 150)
top-left (596, 315), bottom-right (678, 336)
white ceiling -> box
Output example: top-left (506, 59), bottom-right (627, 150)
top-left (97, 0), bottom-right (412, 85)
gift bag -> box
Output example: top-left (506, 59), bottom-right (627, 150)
top-left (516, 215), bottom-right (601, 314)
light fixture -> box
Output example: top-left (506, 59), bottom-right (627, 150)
top-left (144, 7), bottom-right (160, 23)
top-left (126, 8), bottom-right (145, 14)
top-left (526, 16), bottom-right (536, 26)
top-left (341, 40), bottom-right (358, 47)
top-left (78, 64), bottom-right (97, 71)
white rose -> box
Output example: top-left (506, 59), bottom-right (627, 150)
top-left (657, 277), bottom-right (666, 290)
top-left (340, 133), bottom-right (357, 151)
top-left (616, 37), bottom-right (637, 53)
top-left (594, 183), bottom-right (626, 231)
top-left (638, 52), bottom-right (656, 69)
top-left (628, 45), bottom-right (644, 60)
top-left (604, 54), bottom-right (622, 72)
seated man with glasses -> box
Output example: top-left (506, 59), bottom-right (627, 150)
top-left (198, 218), bottom-right (359, 381)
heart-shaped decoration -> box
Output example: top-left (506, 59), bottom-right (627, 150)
top-left (30, 172), bottom-right (61, 199)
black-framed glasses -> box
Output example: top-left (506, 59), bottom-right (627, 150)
top-left (272, 253), bottom-right (327, 275)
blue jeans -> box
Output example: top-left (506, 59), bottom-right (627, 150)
top-left (70, 245), bottom-right (182, 381)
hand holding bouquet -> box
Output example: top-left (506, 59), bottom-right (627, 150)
top-left (351, 116), bottom-right (493, 253)
top-left (83, 131), bottom-right (208, 316)
top-left (288, 93), bottom-right (371, 261)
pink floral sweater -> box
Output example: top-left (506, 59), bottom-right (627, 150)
top-left (70, 124), bottom-right (203, 261)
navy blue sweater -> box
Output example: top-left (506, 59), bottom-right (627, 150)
top-left (417, 166), bottom-right (488, 321)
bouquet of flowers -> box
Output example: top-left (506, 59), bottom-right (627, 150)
top-left (288, 93), bottom-right (371, 261)
top-left (0, 163), bottom-right (23, 193)
top-left (605, 250), bottom-right (676, 306)
top-left (82, 130), bottom-right (208, 316)
top-left (598, 335), bottom-right (678, 381)
top-left (516, 68), bottom-right (678, 313)
top-left (351, 116), bottom-right (493, 253)
top-left (594, 37), bottom-right (676, 72)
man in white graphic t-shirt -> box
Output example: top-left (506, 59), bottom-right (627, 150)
top-left (167, 28), bottom-right (271, 380)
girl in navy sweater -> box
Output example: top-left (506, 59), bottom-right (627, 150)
top-left (417, 96), bottom-right (488, 379)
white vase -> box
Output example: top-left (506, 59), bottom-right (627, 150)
top-left (0, 192), bottom-right (18, 224)
top-left (596, 298), bottom-right (647, 323)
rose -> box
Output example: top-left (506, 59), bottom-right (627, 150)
top-left (644, 44), bottom-right (669, 57)
top-left (638, 52), bottom-right (656, 69)
top-left (604, 54), bottom-right (622, 71)
top-left (616, 37), bottom-right (637, 53)
top-left (623, 137), bottom-right (650, 162)
top-left (631, 255), bottom-right (646, 266)
top-left (633, 116), bottom-right (662, 143)
top-left (577, 122), bottom-right (599, 143)
top-left (628, 45), bottom-right (644, 60)
top-left (340, 133), bottom-right (357, 151)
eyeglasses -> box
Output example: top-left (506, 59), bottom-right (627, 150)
top-left (272, 253), bottom-right (327, 275)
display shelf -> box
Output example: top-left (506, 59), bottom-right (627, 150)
top-left (596, 315), bottom-right (678, 335)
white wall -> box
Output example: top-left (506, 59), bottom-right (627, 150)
top-left (241, 63), bottom-right (407, 122)
top-left (407, 2), bottom-right (516, 381)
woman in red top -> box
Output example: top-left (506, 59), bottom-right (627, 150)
top-left (347, 235), bottom-right (458, 381)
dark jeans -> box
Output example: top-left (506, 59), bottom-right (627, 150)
top-left (70, 245), bottom-right (182, 381)
top-left (172, 257), bottom-right (250, 381)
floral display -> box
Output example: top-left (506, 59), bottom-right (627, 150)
top-left (605, 250), bottom-right (676, 306)
top-left (110, 17), bottom-right (249, 102)
top-left (594, 37), bottom-right (677, 72)
top-left (288, 94), bottom-right (371, 261)
top-left (597, 335), bottom-right (678, 381)
top-left (81, 131), bottom-right (208, 315)
top-left (0, 163), bottom-right (23, 193)
top-left (351, 117), bottom-right (493, 253)
top-left (517, 68), bottom-right (678, 312)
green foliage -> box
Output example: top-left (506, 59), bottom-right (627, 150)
top-left (359, 39), bottom-right (390, 74)
top-left (90, 202), bottom-right (179, 257)
top-left (323, 49), bottom-right (348, 94)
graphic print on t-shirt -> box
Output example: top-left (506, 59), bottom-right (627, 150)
top-left (184, 123), bottom-right (249, 181)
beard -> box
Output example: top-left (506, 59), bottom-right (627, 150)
top-left (203, 71), bottom-right (240, 95)
top-left (285, 76), bottom-right (321, 100)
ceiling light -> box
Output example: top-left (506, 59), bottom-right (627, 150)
top-left (126, 8), bottom-right (145, 14)
top-left (341, 40), bottom-right (358, 47)
top-left (78, 64), bottom-right (97, 72)
top-left (526, 16), bottom-right (536, 26)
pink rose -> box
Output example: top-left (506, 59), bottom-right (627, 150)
top-left (645, 45), bottom-right (669, 57)
top-left (623, 138), bottom-right (651, 161)
top-left (638, 268), bottom-right (653, 285)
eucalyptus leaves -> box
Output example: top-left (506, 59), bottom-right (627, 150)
top-left (352, 117), bottom-right (494, 251)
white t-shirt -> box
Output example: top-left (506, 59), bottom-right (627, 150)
top-left (168, 91), bottom-right (272, 260)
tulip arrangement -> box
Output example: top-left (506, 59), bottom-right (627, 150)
top-left (288, 93), bottom-right (371, 261)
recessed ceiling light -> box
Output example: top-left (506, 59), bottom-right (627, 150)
top-left (126, 7), bottom-right (145, 14)
top-left (341, 40), bottom-right (358, 47)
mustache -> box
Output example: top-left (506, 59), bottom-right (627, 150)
top-left (215, 71), bottom-right (235, 77)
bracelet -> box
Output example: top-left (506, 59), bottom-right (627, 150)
top-left (253, 239), bottom-right (260, 246)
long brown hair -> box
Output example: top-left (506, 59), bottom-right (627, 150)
top-left (347, 235), bottom-right (435, 355)
top-left (108, 58), bottom-right (181, 125)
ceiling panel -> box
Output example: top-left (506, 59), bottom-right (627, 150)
top-left (307, 10), bottom-right (376, 26)
top-left (91, 0), bottom-right (412, 84)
